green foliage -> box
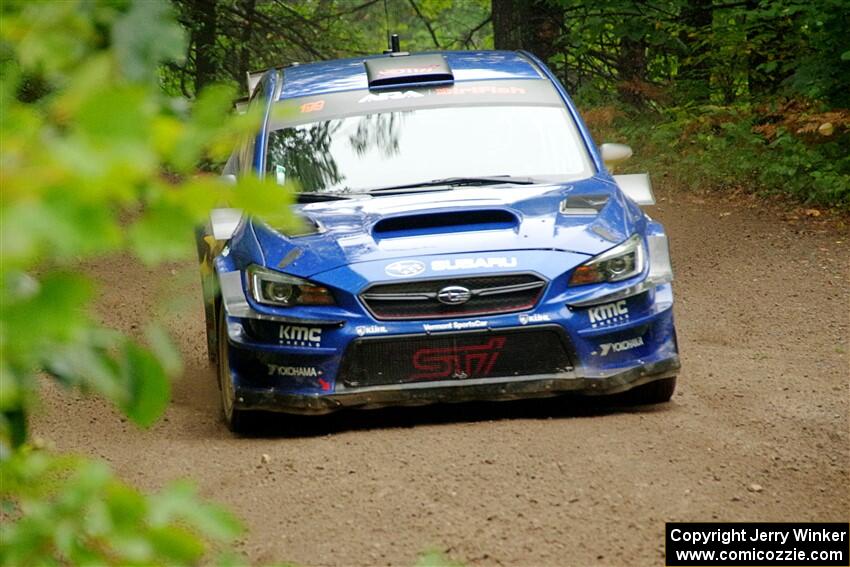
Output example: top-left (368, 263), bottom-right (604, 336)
top-left (747, 0), bottom-right (850, 106)
top-left (163, 0), bottom-right (492, 96)
top-left (586, 102), bottom-right (850, 207)
top-left (545, 0), bottom-right (849, 207)
top-left (0, 0), bottom-right (296, 564)
top-left (414, 550), bottom-right (465, 567)
top-left (0, 0), bottom-right (292, 446)
top-left (542, 0), bottom-right (850, 107)
top-left (0, 449), bottom-right (241, 566)
top-left (113, 0), bottom-right (186, 83)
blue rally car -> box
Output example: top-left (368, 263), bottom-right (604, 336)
top-left (199, 49), bottom-right (680, 431)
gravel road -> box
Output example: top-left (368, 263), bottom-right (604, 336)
top-left (34, 188), bottom-right (849, 566)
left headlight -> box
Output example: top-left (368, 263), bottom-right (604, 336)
top-left (569, 234), bottom-right (645, 286)
top-left (247, 265), bottom-right (335, 307)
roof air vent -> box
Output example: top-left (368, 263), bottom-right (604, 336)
top-left (364, 54), bottom-right (453, 89)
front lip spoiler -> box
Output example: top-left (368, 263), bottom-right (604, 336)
top-left (234, 356), bottom-right (681, 415)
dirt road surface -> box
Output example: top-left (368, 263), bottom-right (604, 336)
top-left (34, 188), bottom-right (849, 566)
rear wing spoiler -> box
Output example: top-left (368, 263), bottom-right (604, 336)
top-left (233, 95), bottom-right (249, 114)
top-left (245, 69), bottom-right (267, 96)
top-left (235, 66), bottom-right (275, 113)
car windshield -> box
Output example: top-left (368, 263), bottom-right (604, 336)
top-left (265, 102), bottom-right (593, 194)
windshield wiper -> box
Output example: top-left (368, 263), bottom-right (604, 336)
top-left (368, 175), bottom-right (537, 194)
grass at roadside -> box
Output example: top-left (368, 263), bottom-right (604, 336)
top-left (581, 101), bottom-right (850, 210)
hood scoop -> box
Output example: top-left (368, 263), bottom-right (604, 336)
top-left (372, 209), bottom-right (519, 239)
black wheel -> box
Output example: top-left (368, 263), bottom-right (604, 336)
top-left (217, 307), bottom-right (252, 433)
top-left (624, 376), bottom-right (676, 405)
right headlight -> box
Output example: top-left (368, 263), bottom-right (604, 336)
top-left (247, 265), bottom-right (335, 307)
top-left (569, 234), bottom-right (645, 286)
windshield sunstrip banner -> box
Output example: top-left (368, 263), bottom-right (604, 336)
top-left (270, 80), bottom-right (564, 129)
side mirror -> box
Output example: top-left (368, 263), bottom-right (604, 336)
top-left (209, 208), bottom-right (243, 240)
top-left (600, 143), bottom-right (633, 165)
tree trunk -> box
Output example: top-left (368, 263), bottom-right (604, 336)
top-left (234, 0), bottom-right (257, 87)
top-left (191, 0), bottom-right (218, 94)
top-left (492, 0), bottom-right (524, 51)
top-left (617, 36), bottom-right (648, 105)
top-left (679, 0), bottom-right (713, 102)
top-left (492, 0), bottom-right (563, 66)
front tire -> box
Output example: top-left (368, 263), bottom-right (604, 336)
top-left (624, 376), bottom-right (677, 405)
top-left (217, 307), bottom-right (252, 433)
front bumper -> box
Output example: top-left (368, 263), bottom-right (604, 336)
top-left (221, 281), bottom-right (680, 414)
top-left (232, 356), bottom-right (680, 414)
top-left (218, 223), bottom-right (681, 413)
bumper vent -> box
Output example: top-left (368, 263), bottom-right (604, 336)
top-left (361, 274), bottom-right (546, 320)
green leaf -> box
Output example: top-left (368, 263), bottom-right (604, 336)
top-left (415, 550), bottom-right (464, 567)
top-left (119, 342), bottom-right (170, 427)
top-left (150, 482), bottom-right (242, 541)
top-left (192, 85), bottom-right (238, 130)
top-left (232, 176), bottom-right (297, 232)
top-left (111, 0), bottom-right (185, 82)
top-left (128, 203), bottom-right (195, 265)
top-left (147, 525), bottom-right (205, 563)
top-left (144, 324), bottom-right (183, 377)
top-left (0, 362), bottom-right (23, 412)
top-left (2, 272), bottom-right (94, 365)
top-left (107, 533), bottom-right (155, 563)
top-left (43, 341), bottom-right (122, 401)
top-left (75, 86), bottom-right (151, 145)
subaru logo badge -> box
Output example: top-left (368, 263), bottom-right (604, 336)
top-left (385, 260), bottom-right (425, 277)
top-left (437, 285), bottom-right (472, 305)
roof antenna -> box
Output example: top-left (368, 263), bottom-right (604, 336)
top-left (382, 33), bottom-right (405, 55)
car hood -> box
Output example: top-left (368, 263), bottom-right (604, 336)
top-left (241, 176), bottom-right (642, 278)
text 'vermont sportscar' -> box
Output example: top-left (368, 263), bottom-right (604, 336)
top-left (198, 47), bottom-right (680, 432)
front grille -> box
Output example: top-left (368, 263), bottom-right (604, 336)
top-left (361, 274), bottom-right (546, 320)
top-left (339, 328), bottom-right (573, 388)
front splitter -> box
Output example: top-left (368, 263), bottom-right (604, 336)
top-left (233, 356), bottom-right (681, 415)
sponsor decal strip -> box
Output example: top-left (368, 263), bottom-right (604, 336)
top-left (385, 257), bottom-right (519, 277)
top-left (423, 320), bottom-right (488, 332)
top-left (356, 325), bottom-right (389, 336)
top-left (358, 87), bottom-right (527, 104)
top-left (519, 313), bottom-right (551, 325)
top-left (588, 300), bottom-right (630, 328)
top-left (593, 336), bottom-right (644, 356)
top-left (431, 257), bottom-right (517, 271)
top-left (267, 364), bottom-right (322, 377)
top-left (359, 91), bottom-right (424, 103)
top-left (385, 260), bottom-right (426, 277)
top-left (378, 65), bottom-right (441, 77)
top-left (279, 325), bottom-right (322, 346)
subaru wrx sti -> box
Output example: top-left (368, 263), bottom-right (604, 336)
top-left (198, 49), bottom-right (680, 431)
